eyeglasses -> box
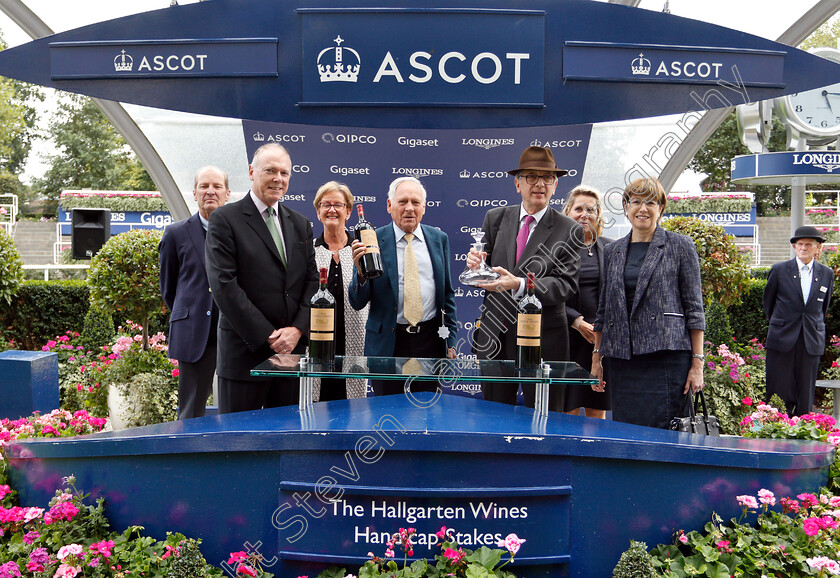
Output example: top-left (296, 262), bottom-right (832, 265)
top-left (319, 202), bottom-right (347, 210)
top-left (519, 174), bottom-right (557, 186)
top-left (627, 199), bottom-right (660, 208)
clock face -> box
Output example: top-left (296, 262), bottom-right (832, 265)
top-left (779, 47), bottom-right (840, 138)
top-left (785, 82), bottom-right (840, 135)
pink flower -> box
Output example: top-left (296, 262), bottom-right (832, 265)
top-left (0, 561), bottom-right (20, 578)
top-left (227, 552), bottom-right (248, 564)
top-left (172, 368), bottom-right (179, 378)
top-left (798, 493), bottom-right (819, 508)
top-left (780, 497), bottom-right (800, 514)
top-left (89, 539), bottom-right (114, 558)
top-left (742, 397), bottom-right (753, 406)
top-left (22, 531), bottom-right (40, 544)
top-left (436, 526), bottom-right (447, 539)
top-left (715, 540), bottom-right (732, 553)
top-left (807, 556), bottom-right (840, 574)
top-left (53, 564), bottom-right (80, 578)
top-left (384, 549), bottom-right (395, 558)
top-left (678, 534), bottom-right (688, 544)
top-left (443, 547), bottom-right (464, 563)
top-left (57, 544), bottom-right (84, 560)
top-left (803, 518), bottom-right (821, 536)
top-left (0, 485), bottom-right (11, 499)
top-left (497, 533), bottom-right (526, 556)
top-left (736, 495), bottom-right (759, 509)
top-left (758, 489), bottom-right (776, 506)
top-left (237, 565), bottom-right (257, 577)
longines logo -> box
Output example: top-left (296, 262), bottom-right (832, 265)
top-left (456, 199), bottom-right (509, 208)
top-left (322, 132), bottom-right (377, 144)
top-left (391, 167), bottom-right (444, 177)
top-left (459, 170), bottom-right (507, 179)
top-left (461, 138), bottom-right (514, 150)
top-left (253, 132), bottom-right (306, 143)
top-left (354, 195), bottom-right (377, 203)
top-left (317, 36), bottom-right (360, 83)
top-left (793, 153), bottom-right (840, 173)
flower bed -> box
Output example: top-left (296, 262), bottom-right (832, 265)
top-left (59, 191), bottom-right (167, 213)
top-left (665, 194), bottom-right (752, 214)
top-left (618, 402), bottom-right (840, 576)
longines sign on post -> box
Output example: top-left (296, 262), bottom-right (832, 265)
top-left (731, 152), bottom-right (840, 185)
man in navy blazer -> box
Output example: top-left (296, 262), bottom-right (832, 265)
top-left (348, 177), bottom-right (457, 395)
top-left (764, 226), bottom-right (834, 416)
top-left (159, 166), bottom-right (230, 419)
top-left (206, 144), bottom-right (318, 413)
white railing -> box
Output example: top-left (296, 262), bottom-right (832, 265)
top-left (22, 264), bottom-right (90, 281)
top-left (0, 193), bottom-right (17, 237)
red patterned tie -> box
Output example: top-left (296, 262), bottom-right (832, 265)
top-left (516, 215), bottom-right (535, 263)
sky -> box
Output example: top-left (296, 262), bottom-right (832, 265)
top-left (0, 0), bottom-right (829, 183)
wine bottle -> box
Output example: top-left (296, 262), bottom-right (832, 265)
top-left (353, 204), bottom-right (384, 279)
top-left (516, 272), bottom-right (542, 369)
top-left (309, 267), bottom-right (336, 364)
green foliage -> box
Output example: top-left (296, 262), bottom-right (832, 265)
top-left (705, 301), bottom-right (732, 347)
top-left (0, 170), bottom-right (22, 197)
top-left (80, 306), bottom-right (115, 352)
top-left (60, 192), bottom-right (166, 212)
top-left (0, 227), bottom-right (23, 304)
top-left (664, 194), bottom-right (751, 214)
top-left (661, 217), bottom-right (751, 307)
top-left (31, 94), bottom-right (153, 201)
top-left (703, 340), bottom-right (766, 435)
top-left (88, 230), bottom-right (164, 349)
top-left (800, 17), bottom-right (840, 51)
top-left (0, 280), bottom-right (89, 350)
top-left (687, 110), bottom-right (790, 216)
top-left (612, 540), bottom-right (656, 578)
top-left (726, 278), bottom-right (769, 344)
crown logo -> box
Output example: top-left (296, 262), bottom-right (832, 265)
top-left (460, 169), bottom-right (470, 179)
top-left (317, 35), bottom-right (360, 83)
top-left (114, 49), bottom-right (134, 72)
top-left (631, 53), bottom-right (651, 76)
top-left (253, 131), bottom-right (265, 142)
top-left (453, 287), bottom-right (465, 297)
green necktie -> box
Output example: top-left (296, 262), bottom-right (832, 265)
top-left (265, 206), bottom-right (287, 267)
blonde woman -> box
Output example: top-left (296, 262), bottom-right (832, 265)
top-left (312, 181), bottom-right (368, 400)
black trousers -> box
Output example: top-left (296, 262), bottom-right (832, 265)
top-left (373, 321), bottom-right (446, 396)
top-left (766, 331), bottom-right (819, 417)
top-left (217, 375), bottom-right (300, 414)
top-left (176, 341), bottom-right (216, 419)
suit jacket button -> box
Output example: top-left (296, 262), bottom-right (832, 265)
top-left (651, 314), bottom-right (655, 320)
top-left (206, 311), bottom-right (211, 316)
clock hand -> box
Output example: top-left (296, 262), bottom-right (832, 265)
top-left (824, 90), bottom-right (835, 113)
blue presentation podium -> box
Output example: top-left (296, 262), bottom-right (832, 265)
top-left (4, 355), bottom-right (834, 577)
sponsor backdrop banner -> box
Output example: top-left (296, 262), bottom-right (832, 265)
top-left (243, 121), bottom-right (592, 390)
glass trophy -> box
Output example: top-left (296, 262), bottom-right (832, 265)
top-left (459, 230), bottom-right (501, 286)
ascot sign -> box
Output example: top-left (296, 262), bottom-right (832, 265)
top-left (4, 0), bottom-right (840, 128)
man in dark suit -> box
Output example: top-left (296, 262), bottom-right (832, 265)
top-left (206, 143), bottom-right (318, 413)
top-left (467, 146), bottom-right (582, 411)
top-left (348, 176), bottom-right (458, 395)
top-left (764, 225), bottom-right (834, 416)
top-left (159, 166), bottom-right (230, 419)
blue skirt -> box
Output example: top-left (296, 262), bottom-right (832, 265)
top-left (605, 350), bottom-right (692, 429)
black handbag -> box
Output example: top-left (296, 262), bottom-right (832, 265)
top-left (669, 391), bottom-right (721, 436)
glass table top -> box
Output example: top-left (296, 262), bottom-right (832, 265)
top-left (251, 355), bottom-right (597, 384)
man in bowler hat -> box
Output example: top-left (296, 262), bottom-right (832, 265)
top-left (764, 226), bottom-right (834, 416)
top-left (467, 146), bottom-right (582, 411)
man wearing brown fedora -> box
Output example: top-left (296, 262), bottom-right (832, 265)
top-left (467, 146), bottom-right (583, 410)
top-left (764, 225), bottom-right (834, 416)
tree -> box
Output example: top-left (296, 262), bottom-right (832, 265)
top-left (688, 110), bottom-right (790, 216)
top-left (33, 94), bottom-right (154, 200)
top-left (0, 32), bottom-right (43, 181)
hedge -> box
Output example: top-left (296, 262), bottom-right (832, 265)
top-left (0, 280), bottom-right (90, 350)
